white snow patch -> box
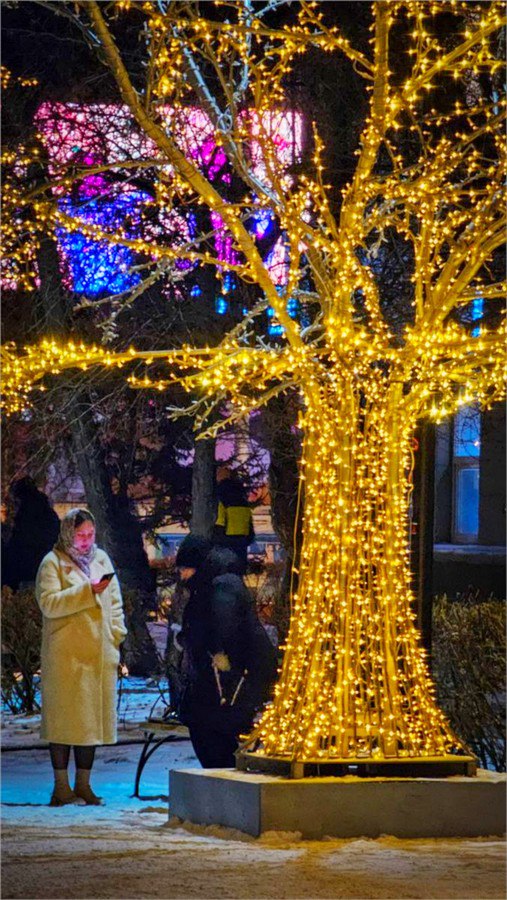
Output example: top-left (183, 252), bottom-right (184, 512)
top-left (166, 816), bottom-right (256, 843)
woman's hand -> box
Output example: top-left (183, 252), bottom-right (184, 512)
top-left (91, 579), bottom-right (110, 595)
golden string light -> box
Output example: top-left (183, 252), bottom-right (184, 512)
top-left (2, 1), bottom-right (506, 765)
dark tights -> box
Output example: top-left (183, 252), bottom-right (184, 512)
top-left (49, 743), bottom-right (96, 771)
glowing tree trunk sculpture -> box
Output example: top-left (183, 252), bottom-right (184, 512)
top-left (2, 2), bottom-right (506, 771)
top-left (255, 386), bottom-right (456, 764)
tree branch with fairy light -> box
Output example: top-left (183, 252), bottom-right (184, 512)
top-left (2, 1), bottom-right (506, 771)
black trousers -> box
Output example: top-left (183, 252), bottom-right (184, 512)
top-left (188, 721), bottom-right (238, 768)
top-left (186, 700), bottom-right (255, 768)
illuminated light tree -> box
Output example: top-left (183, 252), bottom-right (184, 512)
top-left (2, 2), bottom-right (506, 772)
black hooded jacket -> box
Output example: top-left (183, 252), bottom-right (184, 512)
top-left (179, 547), bottom-right (277, 727)
top-left (3, 488), bottom-right (60, 589)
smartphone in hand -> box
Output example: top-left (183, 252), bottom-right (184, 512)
top-left (99, 572), bottom-right (115, 584)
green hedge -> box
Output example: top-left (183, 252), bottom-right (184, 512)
top-left (432, 594), bottom-right (506, 772)
top-left (1, 585), bottom-right (41, 714)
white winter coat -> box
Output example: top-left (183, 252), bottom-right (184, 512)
top-left (35, 548), bottom-right (127, 745)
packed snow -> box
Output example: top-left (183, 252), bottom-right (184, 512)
top-left (2, 680), bottom-right (505, 899)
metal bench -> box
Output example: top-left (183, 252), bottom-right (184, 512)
top-left (133, 718), bottom-right (190, 798)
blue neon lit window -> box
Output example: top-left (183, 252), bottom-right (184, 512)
top-left (455, 467), bottom-right (480, 537)
top-left (57, 191), bottom-right (151, 296)
top-left (451, 298), bottom-right (483, 539)
top-left (453, 404), bottom-right (481, 540)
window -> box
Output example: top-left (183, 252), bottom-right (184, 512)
top-left (451, 296), bottom-right (483, 543)
top-left (452, 404), bottom-right (481, 542)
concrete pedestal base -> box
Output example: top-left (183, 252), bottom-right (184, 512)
top-left (170, 768), bottom-right (506, 839)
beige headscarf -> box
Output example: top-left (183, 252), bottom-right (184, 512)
top-left (55, 508), bottom-right (97, 578)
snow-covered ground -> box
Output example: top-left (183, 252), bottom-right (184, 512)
top-left (2, 680), bottom-right (506, 899)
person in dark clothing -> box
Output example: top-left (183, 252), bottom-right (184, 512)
top-left (214, 467), bottom-right (255, 574)
top-left (176, 534), bottom-right (277, 768)
top-left (2, 478), bottom-right (61, 590)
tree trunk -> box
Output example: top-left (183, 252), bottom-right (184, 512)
top-left (255, 386), bottom-right (462, 762)
top-left (190, 437), bottom-right (216, 538)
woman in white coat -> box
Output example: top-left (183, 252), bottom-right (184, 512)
top-left (36, 508), bottom-right (127, 806)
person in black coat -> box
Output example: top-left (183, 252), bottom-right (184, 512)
top-left (176, 534), bottom-right (277, 768)
top-left (2, 478), bottom-right (61, 590)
